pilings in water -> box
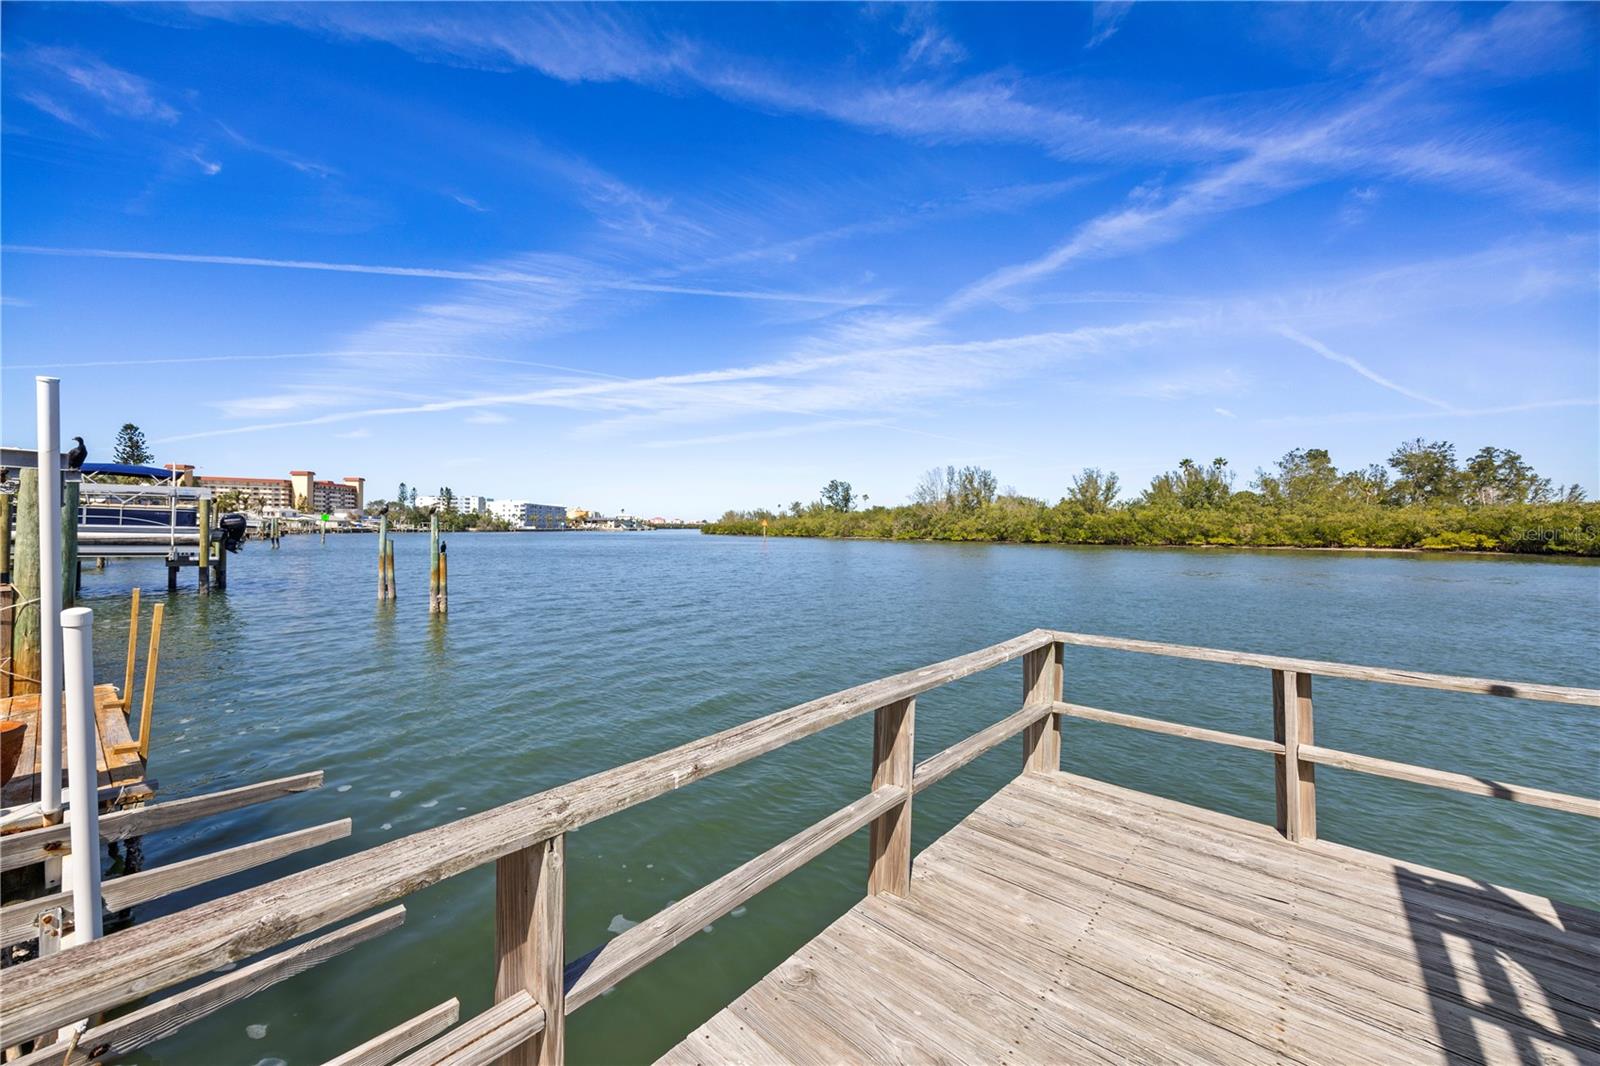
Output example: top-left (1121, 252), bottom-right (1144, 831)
top-left (269, 516), bottom-right (280, 548)
top-left (61, 478), bottom-right (79, 608)
top-left (377, 515), bottom-right (395, 602)
top-left (197, 498), bottom-right (212, 596)
top-left (428, 513), bottom-right (446, 615)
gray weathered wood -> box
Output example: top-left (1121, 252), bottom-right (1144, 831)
top-left (0, 631), bottom-right (1054, 1043)
top-left (913, 703), bottom-right (1051, 793)
top-left (495, 835), bottom-right (564, 1065)
top-left (1054, 701), bottom-right (1284, 754)
top-left (394, 991), bottom-right (544, 1066)
top-left (0, 770), bottom-right (325, 872)
top-left (1299, 743), bottom-right (1600, 818)
top-left (662, 772), bottom-right (1600, 1066)
top-left (1020, 642), bottom-right (1062, 775)
top-left (1051, 630), bottom-right (1600, 706)
top-left (566, 785), bottom-right (902, 1013)
top-left (0, 819), bottom-right (350, 948)
top-left (867, 697), bottom-right (914, 897)
top-left (1272, 670), bottom-right (1315, 841)
top-left (7, 906), bottom-right (405, 1066)
top-left (324, 998), bottom-right (459, 1066)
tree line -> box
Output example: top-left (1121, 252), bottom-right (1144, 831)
top-left (704, 441), bottom-right (1597, 556)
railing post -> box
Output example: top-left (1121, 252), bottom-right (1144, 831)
top-left (1273, 669), bottom-right (1316, 842)
top-left (1021, 641), bottom-right (1064, 775)
top-left (867, 697), bottom-right (915, 897)
top-left (495, 834), bottom-right (565, 1065)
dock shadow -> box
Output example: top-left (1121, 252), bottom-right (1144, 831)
top-left (1396, 865), bottom-right (1599, 1065)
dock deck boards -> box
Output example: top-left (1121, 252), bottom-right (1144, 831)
top-left (1, 684), bottom-right (146, 812)
top-left (661, 772), bottom-right (1600, 1066)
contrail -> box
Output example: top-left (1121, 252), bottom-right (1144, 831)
top-left (1276, 326), bottom-right (1453, 410)
top-left (1, 244), bottom-right (879, 307)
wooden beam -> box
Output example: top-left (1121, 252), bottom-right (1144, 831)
top-left (1021, 642), bottom-right (1063, 775)
top-left (1054, 701), bottom-right (1284, 755)
top-left (1272, 670), bottom-right (1315, 842)
top-left (1050, 630), bottom-right (1600, 707)
top-left (138, 601), bottom-right (164, 760)
top-left (395, 991), bottom-right (544, 1066)
top-left (0, 771), bottom-right (324, 873)
top-left (495, 835), bottom-right (564, 1065)
top-left (0, 819), bottom-right (350, 948)
top-left (1299, 744), bottom-right (1600, 818)
top-left (565, 784), bottom-right (901, 1013)
top-left (1, 630), bottom-right (1055, 1043)
top-left (867, 697), bottom-right (914, 897)
top-left (323, 998), bottom-right (460, 1066)
top-left (6, 907), bottom-right (405, 1066)
top-left (120, 587), bottom-right (141, 709)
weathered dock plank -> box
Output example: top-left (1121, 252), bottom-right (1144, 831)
top-left (662, 772), bottom-right (1600, 1065)
top-left (1, 683), bottom-right (145, 812)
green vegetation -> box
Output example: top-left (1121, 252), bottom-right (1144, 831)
top-left (364, 493), bottom-right (512, 532)
top-left (704, 441), bottom-right (1597, 556)
top-left (112, 423), bottom-right (153, 466)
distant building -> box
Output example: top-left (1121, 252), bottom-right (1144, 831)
top-left (455, 495), bottom-right (489, 515)
top-left (167, 466), bottom-right (363, 514)
top-left (489, 500), bottom-right (567, 529)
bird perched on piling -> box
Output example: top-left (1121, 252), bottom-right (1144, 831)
top-left (65, 436), bottom-right (87, 469)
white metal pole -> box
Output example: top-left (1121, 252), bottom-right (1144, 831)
top-left (62, 606), bottom-right (103, 945)
top-left (36, 376), bottom-right (63, 818)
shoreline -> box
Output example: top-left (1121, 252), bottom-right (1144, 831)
top-left (699, 531), bottom-right (1598, 561)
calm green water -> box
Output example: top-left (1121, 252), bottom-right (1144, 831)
top-left (64, 532), bottom-right (1598, 1065)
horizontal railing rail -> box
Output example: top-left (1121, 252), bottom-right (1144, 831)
top-left (3, 628), bottom-right (1593, 1065)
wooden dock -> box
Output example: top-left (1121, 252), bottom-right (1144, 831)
top-left (1, 684), bottom-right (148, 812)
top-left (2, 629), bottom-right (1596, 1065)
top-left (665, 771), bottom-right (1600, 1065)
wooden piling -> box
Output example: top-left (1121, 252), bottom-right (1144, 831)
top-left (385, 540), bottom-right (396, 601)
top-left (215, 539), bottom-right (227, 590)
top-left (377, 515), bottom-right (389, 601)
top-left (438, 547), bottom-right (447, 614)
top-left (197, 499), bottom-right (211, 596)
top-left (11, 470), bottom-right (41, 696)
top-left (0, 490), bottom-right (12, 699)
top-left (61, 478), bottom-right (79, 608)
top-left (428, 514), bottom-right (441, 614)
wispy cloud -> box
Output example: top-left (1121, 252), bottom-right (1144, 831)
top-left (23, 46), bottom-right (178, 124)
top-left (465, 411), bottom-right (511, 425)
top-left (1214, 407), bottom-right (1236, 419)
top-left (1086, 2), bottom-right (1134, 49)
top-left (217, 122), bottom-right (336, 177)
top-left (19, 91), bottom-right (97, 134)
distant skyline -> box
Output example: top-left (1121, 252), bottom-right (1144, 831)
top-left (2, 2), bottom-right (1596, 515)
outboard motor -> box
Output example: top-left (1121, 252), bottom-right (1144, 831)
top-left (219, 513), bottom-right (249, 553)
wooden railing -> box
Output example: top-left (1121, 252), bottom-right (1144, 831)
top-left (2, 629), bottom-right (1595, 1065)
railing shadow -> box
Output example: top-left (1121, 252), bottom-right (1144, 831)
top-left (1396, 866), bottom-right (1599, 1065)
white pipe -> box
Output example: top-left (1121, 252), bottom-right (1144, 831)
top-left (62, 606), bottom-right (103, 945)
top-left (36, 376), bottom-right (63, 817)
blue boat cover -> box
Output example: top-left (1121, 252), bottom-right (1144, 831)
top-left (80, 462), bottom-right (176, 479)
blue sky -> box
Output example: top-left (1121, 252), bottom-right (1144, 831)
top-left (3, 2), bottom-right (1596, 517)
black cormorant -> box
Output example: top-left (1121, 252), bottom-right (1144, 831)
top-left (65, 436), bottom-right (87, 469)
